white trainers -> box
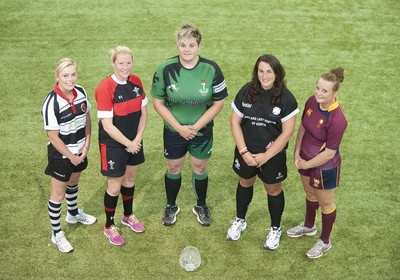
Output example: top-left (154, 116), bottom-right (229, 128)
top-left (66, 208), bottom-right (96, 225)
top-left (306, 239), bottom-right (332, 259)
top-left (227, 218), bottom-right (247, 241)
top-left (51, 231), bottom-right (73, 253)
top-left (286, 222), bottom-right (317, 238)
top-left (264, 226), bottom-right (282, 250)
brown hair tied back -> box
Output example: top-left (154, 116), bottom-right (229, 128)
top-left (321, 67), bottom-right (345, 92)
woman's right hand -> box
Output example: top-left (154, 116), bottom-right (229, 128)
top-left (178, 125), bottom-right (197, 140)
top-left (70, 154), bottom-right (84, 166)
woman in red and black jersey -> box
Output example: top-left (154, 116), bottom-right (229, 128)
top-left (95, 46), bottom-right (148, 246)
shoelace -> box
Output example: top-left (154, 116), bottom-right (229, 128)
top-left (268, 228), bottom-right (281, 239)
top-left (109, 226), bottom-right (120, 237)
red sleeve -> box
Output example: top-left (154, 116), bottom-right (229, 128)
top-left (95, 77), bottom-right (116, 112)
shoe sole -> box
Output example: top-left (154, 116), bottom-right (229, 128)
top-left (103, 231), bottom-right (126, 246)
top-left (306, 243), bottom-right (332, 259)
top-left (264, 243), bottom-right (280, 250)
top-left (65, 216), bottom-right (97, 225)
top-left (121, 220), bottom-right (145, 233)
top-left (162, 207), bottom-right (180, 226)
top-left (287, 229), bottom-right (317, 238)
top-left (192, 208), bottom-right (211, 226)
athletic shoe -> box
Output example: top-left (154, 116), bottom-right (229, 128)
top-left (306, 239), bottom-right (332, 259)
top-left (286, 222), bottom-right (317, 238)
top-left (103, 225), bottom-right (125, 246)
top-left (65, 208), bottom-right (96, 225)
top-left (51, 231), bottom-right (73, 253)
top-left (264, 226), bottom-right (282, 250)
top-left (227, 218), bottom-right (247, 241)
top-left (121, 213), bottom-right (145, 233)
top-left (162, 205), bottom-right (180, 226)
top-left (192, 205), bottom-right (211, 226)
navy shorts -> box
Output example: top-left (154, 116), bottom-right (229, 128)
top-left (299, 165), bottom-right (341, 189)
top-left (232, 148), bottom-right (287, 184)
top-left (100, 143), bottom-right (145, 177)
top-left (45, 157), bottom-right (88, 182)
top-left (163, 126), bottom-right (213, 160)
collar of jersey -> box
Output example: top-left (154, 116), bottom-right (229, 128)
top-left (111, 74), bottom-right (128, 85)
top-left (328, 99), bottom-right (339, 112)
top-left (54, 83), bottom-right (77, 101)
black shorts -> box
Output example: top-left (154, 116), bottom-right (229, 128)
top-left (232, 148), bottom-right (287, 184)
top-left (45, 157), bottom-right (88, 182)
top-left (99, 143), bottom-right (145, 177)
top-left (163, 126), bottom-right (213, 160)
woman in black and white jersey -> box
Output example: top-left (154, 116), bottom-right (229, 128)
top-left (42, 58), bottom-right (96, 253)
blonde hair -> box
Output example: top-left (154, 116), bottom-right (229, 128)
top-left (110, 46), bottom-right (133, 63)
top-left (176, 23), bottom-right (202, 45)
top-left (55, 58), bottom-right (76, 81)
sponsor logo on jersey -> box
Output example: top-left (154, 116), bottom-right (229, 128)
top-left (81, 103), bottom-right (87, 112)
top-left (168, 84), bottom-right (179, 93)
top-left (306, 108), bottom-right (313, 116)
top-left (242, 102), bottom-right (252, 108)
top-left (272, 107), bottom-right (281, 115)
top-left (317, 119), bottom-right (324, 128)
top-left (199, 80), bottom-right (209, 96)
top-left (133, 86), bottom-right (140, 97)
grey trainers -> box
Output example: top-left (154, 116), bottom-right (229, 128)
top-left (264, 226), bottom-right (282, 250)
top-left (66, 208), bottom-right (96, 225)
top-left (306, 239), bottom-right (332, 259)
top-left (227, 218), bottom-right (247, 241)
top-left (162, 205), bottom-right (180, 226)
top-left (192, 205), bottom-right (211, 226)
top-left (286, 222), bottom-right (317, 238)
top-left (51, 231), bottom-right (73, 253)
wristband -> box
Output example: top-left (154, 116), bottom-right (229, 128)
top-left (239, 147), bottom-right (247, 154)
top-left (240, 150), bottom-right (249, 155)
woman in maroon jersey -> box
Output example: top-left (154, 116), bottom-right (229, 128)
top-left (287, 67), bottom-right (347, 259)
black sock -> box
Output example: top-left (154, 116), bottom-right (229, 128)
top-left (193, 172), bottom-right (208, 207)
top-left (268, 191), bottom-right (285, 228)
top-left (236, 183), bottom-right (253, 219)
top-left (165, 172), bottom-right (181, 206)
top-left (121, 185), bottom-right (134, 216)
top-left (104, 192), bottom-right (118, 228)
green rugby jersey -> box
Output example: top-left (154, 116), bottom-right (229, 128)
top-left (151, 56), bottom-right (228, 132)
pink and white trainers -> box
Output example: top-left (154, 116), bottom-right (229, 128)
top-left (103, 225), bottom-right (126, 246)
top-left (121, 213), bottom-right (145, 233)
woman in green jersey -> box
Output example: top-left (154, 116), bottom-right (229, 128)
top-left (151, 23), bottom-right (228, 226)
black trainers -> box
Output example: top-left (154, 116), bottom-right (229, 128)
top-left (162, 205), bottom-right (180, 226)
top-left (192, 205), bottom-right (211, 226)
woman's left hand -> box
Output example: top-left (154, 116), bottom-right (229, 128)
top-left (252, 153), bottom-right (268, 168)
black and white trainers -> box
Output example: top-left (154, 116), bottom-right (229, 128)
top-left (192, 205), bottom-right (211, 226)
top-left (162, 205), bottom-right (180, 226)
